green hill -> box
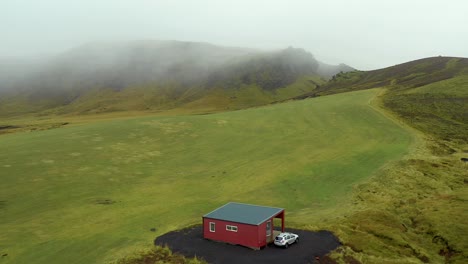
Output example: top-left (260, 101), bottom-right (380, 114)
top-left (291, 56), bottom-right (468, 263)
top-left (297, 56), bottom-right (468, 143)
top-left (0, 89), bottom-right (411, 263)
top-left (313, 57), bottom-right (468, 94)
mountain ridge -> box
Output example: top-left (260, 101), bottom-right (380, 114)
top-left (0, 40), bottom-right (352, 116)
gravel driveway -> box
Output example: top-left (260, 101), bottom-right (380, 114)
top-left (154, 225), bottom-right (341, 264)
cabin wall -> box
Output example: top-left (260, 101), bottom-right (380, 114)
top-left (203, 217), bottom-right (260, 248)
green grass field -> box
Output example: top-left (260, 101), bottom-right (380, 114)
top-left (0, 89), bottom-right (412, 263)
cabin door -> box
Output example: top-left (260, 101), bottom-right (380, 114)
top-left (266, 220), bottom-right (272, 242)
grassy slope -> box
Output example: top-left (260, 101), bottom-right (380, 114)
top-left (0, 89), bottom-right (411, 263)
top-left (324, 92), bottom-right (468, 263)
top-left (299, 57), bottom-right (468, 263)
top-left (383, 75), bottom-right (468, 143)
top-left (311, 57), bottom-right (468, 96)
top-left (181, 76), bottom-right (323, 113)
top-left (0, 76), bottom-right (324, 118)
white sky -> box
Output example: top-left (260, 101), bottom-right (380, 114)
top-left (1, 0), bottom-right (467, 70)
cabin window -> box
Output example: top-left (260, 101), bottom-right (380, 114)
top-left (226, 225), bottom-right (238, 232)
top-left (209, 222), bottom-right (215, 232)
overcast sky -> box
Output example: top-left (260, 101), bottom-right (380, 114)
top-left (1, 0), bottom-right (467, 70)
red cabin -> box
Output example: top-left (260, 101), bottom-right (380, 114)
top-left (202, 202), bottom-right (285, 249)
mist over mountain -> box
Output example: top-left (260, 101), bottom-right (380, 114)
top-left (0, 58), bottom-right (44, 91)
top-left (50, 40), bottom-right (259, 88)
top-left (0, 40), bottom-right (351, 93)
top-left (0, 40), bottom-right (353, 116)
top-left (206, 47), bottom-right (320, 91)
top-left (0, 41), bottom-right (255, 93)
top-left (317, 62), bottom-right (355, 78)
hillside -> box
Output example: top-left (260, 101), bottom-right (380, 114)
top-left (296, 56), bottom-right (468, 143)
top-left (0, 89), bottom-right (411, 263)
top-left (0, 41), bottom-right (352, 117)
top-left (301, 56), bottom-right (468, 95)
top-left (290, 56), bottom-right (468, 263)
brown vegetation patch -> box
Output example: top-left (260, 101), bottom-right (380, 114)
top-left (432, 235), bottom-right (463, 261)
top-left (94, 199), bottom-right (116, 205)
top-left (0, 125), bottom-right (19, 130)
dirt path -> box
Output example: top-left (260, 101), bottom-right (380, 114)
top-left (154, 225), bottom-right (341, 264)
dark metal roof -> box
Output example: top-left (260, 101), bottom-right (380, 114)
top-left (203, 202), bottom-right (284, 225)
